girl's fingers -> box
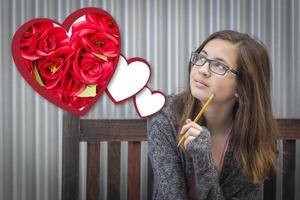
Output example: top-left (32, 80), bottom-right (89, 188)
top-left (184, 135), bottom-right (196, 149)
top-left (180, 121), bottom-right (202, 135)
top-left (186, 119), bottom-right (192, 123)
top-left (184, 127), bottom-right (202, 137)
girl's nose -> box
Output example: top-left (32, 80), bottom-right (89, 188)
top-left (198, 62), bottom-right (211, 77)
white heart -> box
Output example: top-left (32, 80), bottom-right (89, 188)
top-left (134, 87), bottom-right (166, 118)
top-left (106, 56), bottom-right (150, 102)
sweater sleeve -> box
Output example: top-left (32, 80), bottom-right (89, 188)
top-left (147, 109), bottom-right (189, 200)
top-left (186, 127), bottom-right (262, 200)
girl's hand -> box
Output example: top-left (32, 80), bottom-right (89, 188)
top-left (180, 118), bottom-right (203, 150)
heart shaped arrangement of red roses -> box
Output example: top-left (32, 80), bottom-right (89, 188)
top-left (12, 7), bottom-right (121, 116)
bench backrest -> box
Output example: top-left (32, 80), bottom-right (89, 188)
top-left (62, 113), bottom-right (300, 200)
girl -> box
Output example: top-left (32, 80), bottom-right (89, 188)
top-left (147, 30), bottom-right (280, 199)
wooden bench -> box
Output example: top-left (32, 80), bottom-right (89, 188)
top-left (61, 113), bottom-right (300, 200)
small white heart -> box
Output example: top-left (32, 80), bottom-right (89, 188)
top-left (134, 87), bottom-right (165, 118)
top-left (106, 56), bottom-right (150, 103)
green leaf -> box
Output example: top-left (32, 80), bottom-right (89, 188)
top-left (34, 64), bottom-right (45, 87)
top-left (92, 53), bottom-right (108, 61)
top-left (77, 84), bottom-right (97, 97)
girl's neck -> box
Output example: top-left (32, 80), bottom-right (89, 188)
top-left (202, 101), bottom-right (235, 137)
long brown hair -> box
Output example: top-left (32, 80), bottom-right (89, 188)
top-left (172, 30), bottom-right (280, 184)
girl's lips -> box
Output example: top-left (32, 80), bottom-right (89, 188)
top-left (195, 80), bottom-right (209, 88)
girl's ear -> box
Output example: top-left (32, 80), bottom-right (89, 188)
top-left (234, 93), bottom-right (239, 98)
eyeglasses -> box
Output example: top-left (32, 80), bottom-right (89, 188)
top-left (190, 52), bottom-right (238, 76)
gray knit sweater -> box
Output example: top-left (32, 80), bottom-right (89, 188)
top-left (147, 94), bottom-right (263, 200)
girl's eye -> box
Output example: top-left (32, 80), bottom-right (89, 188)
top-left (219, 64), bottom-right (226, 69)
top-left (210, 62), bottom-right (228, 74)
top-left (199, 55), bottom-right (206, 62)
top-left (214, 63), bottom-right (226, 69)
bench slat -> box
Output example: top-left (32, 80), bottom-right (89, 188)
top-left (148, 157), bottom-right (154, 200)
top-left (62, 113), bottom-right (80, 200)
top-left (128, 142), bottom-right (141, 200)
top-left (86, 142), bottom-right (100, 200)
top-left (80, 120), bottom-right (147, 142)
top-left (277, 119), bottom-right (300, 139)
top-left (108, 142), bottom-right (121, 200)
top-left (79, 119), bottom-right (300, 141)
top-left (263, 140), bottom-right (279, 200)
top-left (263, 171), bottom-right (277, 200)
top-left (282, 140), bottom-right (296, 200)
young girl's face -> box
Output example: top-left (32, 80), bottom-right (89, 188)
top-left (189, 39), bottom-right (239, 104)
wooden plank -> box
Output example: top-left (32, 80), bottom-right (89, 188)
top-left (80, 119), bottom-right (147, 141)
top-left (277, 119), bottom-right (300, 139)
top-left (86, 142), bottom-right (100, 200)
top-left (263, 172), bottom-right (276, 200)
top-left (282, 140), bottom-right (296, 200)
top-left (62, 112), bottom-right (80, 200)
top-left (147, 156), bottom-right (154, 200)
top-left (107, 142), bottom-right (121, 200)
top-left (80, 119), bottom-right (300, 141)
top-left (128, 142), bottom-right (141, 200)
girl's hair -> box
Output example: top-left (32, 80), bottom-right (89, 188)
top-left (172, 30), bottom-right (280, 184)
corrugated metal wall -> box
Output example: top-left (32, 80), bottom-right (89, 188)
top-left (1, 0), bottom-right (300, 200)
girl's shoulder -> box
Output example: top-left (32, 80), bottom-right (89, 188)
top-left (146, 93), bottom-right (178, 131)
top-left (154, 93), bottom-right (177, 121)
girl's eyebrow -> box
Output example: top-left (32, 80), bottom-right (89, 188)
top-left (200, 50), bottom-right (230, 66)
top-left (200, 50), bottom-right (208, 55)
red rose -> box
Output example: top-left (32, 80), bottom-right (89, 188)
top-left (20, 21), bottom-right (53, 42)
top-left (72, 47), bottom-right (114, 84)
top-left (64, 84), bottom-right (103, 110)
top-left (48, 85), bottom-right (65, 101)
top-left (70, 17), bottom-right (120, 58)
top-left (35, 46), bottom-right (73, 89)
top-left (23, 59), bottom-right (34, 75)
top-left (61, 72), bottom-right (90, 109)
top-left (67, 96), bottom-right (94, 110)
top-left (20, 22), bottom-right (71, 61)
top-left (86, 13), bottom-right (119, 36)
top-left (62, 71), bottom-right (86, 98)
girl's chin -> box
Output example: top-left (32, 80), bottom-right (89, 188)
top-left (191, 90), bottom-right (210, 102)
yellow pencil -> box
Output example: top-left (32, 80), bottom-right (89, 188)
top-left (177, 93), bottom-right (215, 147)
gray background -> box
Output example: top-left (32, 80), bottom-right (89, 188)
top-left (0, 0), bottom-right (299, 200)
